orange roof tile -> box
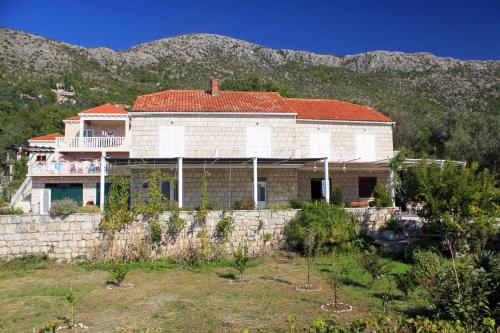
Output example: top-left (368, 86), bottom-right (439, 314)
top-left (285, 98), bottom-right (394, 122)
top-left (64, 115), bottom-right (80, 121)
top-left (131, 90), bottom-right (291, 113)
top-left (80, 103), bottom-right (128, 115)
top-left (29, 133), bottom-right (64, 141)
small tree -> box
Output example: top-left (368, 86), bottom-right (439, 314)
top-left (357, 246), bottom-right (388, 287)
top-left (233, 241), bottom-right (250, 281)
top-left (331, 186), bottom-right (345, 207)
top-left (108, 261), bottom-right (129, 286)
top-left (198, 170), bottom-right (210, 222)
top-left (372, 184), bottom-right (392, 208)
top-left (327, 251), bottom-right (342, 309)
top-left (304, 229), bottom-right (321, 286)
top-left (101, 175), bottom-right (132, 232)
top-left (64, 285), bottom-right (76, 328)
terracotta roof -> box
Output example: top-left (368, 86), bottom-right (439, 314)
top-left (64, 115), bottom-right (80, 121)
top-left (284, 98), bottom-right (394, 122)
top-left (28, 133), bottom-right (64, 141)
top-left (131, 89), bottom-right (393, 122)
top-left (131, 90), bottom-right (291, 113)
top-left (80, 103), bottom-right (128, 115)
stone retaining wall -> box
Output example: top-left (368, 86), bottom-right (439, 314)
top-left (0, 208), bottom-right (396, 260)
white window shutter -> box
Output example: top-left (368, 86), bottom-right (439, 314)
top-left (247, 127), bottom-right (271, 157)
top-left (159, 126), bottom-right (185, 157)
top-left (356, 134), bottom-right (375, 161)
top-left (309, 133), bottom-right (330, 158)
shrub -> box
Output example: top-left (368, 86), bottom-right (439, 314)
top-left (49, 198), bottom-right (78, 218)
top-left (0, 206), bottom-right (24, 215)
top-left (170, 203), bottom-right (186, 233)
top-left (234, 197), bottom-right (255, 210)
top-left (372, 184), bottom-right (392, 208)
top-left (262, 232), bottom-right (272, 242)
top-left (289, 197), bottom-right (305, 209)
top-left (384, 217), bottom-right (403, 233)
top-left (76, 205), bottom-right (101, 213)
top-left (215, 212), bottom-right (234, 241)
top-left (331, 185), bottom-right (344, 206)
top-left (284, 200), bottom-right (359, 253)
top-left (108, 261), bottom-right (129, 285)
top-left (357, 246), bottom-right (389, 286)
top-left (233, 241), bottom-right (250, 280)
top-left (394, 270), bottom-right (417, 299)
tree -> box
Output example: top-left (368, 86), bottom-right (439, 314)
top-left (331, 185), bottom-right (344, 206)
top-left (232, 241), bottom-right (250, 281)
top-left (401, 161), bottom-right (499, 254)
top-left (220, 76), bottom-right (296, 98)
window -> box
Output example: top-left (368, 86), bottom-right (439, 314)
top-left (355, 134), bottom-right (375, 161)
top-left (36, 155), bottom-right (46, 162)
top-left (358, 177), bottom-right (377, 198)
top-left (159, 126), bottom-right (185, 157)
top-left (161, 180), bottom-right (177, 201)
top-left (83, 129), bottom-right (94, 137)
top-left (246, 127), bottom-right (271, 157)
top-left (309, 132), bottom-right (331, 158)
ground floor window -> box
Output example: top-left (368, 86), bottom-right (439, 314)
top-left (358, 177), bottom-right (377, 198)
top-left (161, 180), bottom-right (177, 201)
top-left (96, 182), bottom-right (112, 207)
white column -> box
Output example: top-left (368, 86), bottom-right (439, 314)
top-left (99, 152), bottom-right (106, 211)
top-left (79, 119), bottom-right (84, 138)
top-left (178, 157), bottom-right (183, 208)
top-left (324, 158), bottom-right (330, 203)
top-left (253, 157), bottom-right (258, 208)
top-left (389, 168), bottom-right (396, 207)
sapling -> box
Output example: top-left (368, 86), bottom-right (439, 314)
top-left (65, 285), bottom-right (76, 329)
top-left (108, 261), bottom-right (129, 286)
top-left (232, 241), bottom-right (250, 281)
top-left (328, 251), bottom-right (341, 309)
top-left (304, 230), bottom-right (319, 286)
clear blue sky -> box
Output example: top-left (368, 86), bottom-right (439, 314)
top-left (1, 0), bottom-right (499, 60)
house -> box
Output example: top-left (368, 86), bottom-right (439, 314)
top-left (17, 79), bottom-right (396, 213)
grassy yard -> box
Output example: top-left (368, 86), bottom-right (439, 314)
top-left (0, 253), bottom-right (427, 332)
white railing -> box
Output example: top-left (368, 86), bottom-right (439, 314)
top-left (10, 176), bottom-right (32, 206)
top-left (56, 137), bottom-right (129, 151)
top-left (28, 160), bottom-right (107, 176)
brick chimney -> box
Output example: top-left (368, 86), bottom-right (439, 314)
top-left (210, 78), bottom-right (219, 96)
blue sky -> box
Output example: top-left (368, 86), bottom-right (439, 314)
top-left (1, 0), bottom-right (499, 60)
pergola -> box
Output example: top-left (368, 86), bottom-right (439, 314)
top-left (102, 157), bottom-right (330, 210)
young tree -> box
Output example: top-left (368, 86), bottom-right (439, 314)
top-left (233, 241), bottom-right (250, 281)
top-left (401, 161), bottom-right (498, 254)
top-left (304, 229), bottom-right (321, 286)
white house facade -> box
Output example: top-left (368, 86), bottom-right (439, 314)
top-left (16, 79), bottom-right (396, 213)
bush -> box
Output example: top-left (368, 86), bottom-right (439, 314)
top-left (384, 218), bottom-right (404, 233)
top-left (233, 241), bottom-right (250, 280)
top-left (76, 205), bottom-right (101, 213)
top-left (0, 206), bottom-right (24, 215)
top-left (108, 261), bottom-right (129, 285)
top-left (289, 197), bottom-right (305, 209)
top-left (331, 185), bottom-right (344, 206)
top-left (49, 198), bottom-right (78, 218)
top-left (373, 184), bottom-right (392, 208)
top-left (357, 246), bottom-right (389, 286)
top-left (233, 197), bottom-right (255, 210)
top-left (215, 213), bottom-right (234, 240)
top-left (284, 200), bottom-right (359, 253)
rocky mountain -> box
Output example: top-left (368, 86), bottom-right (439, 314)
top-left (0, 27), bottom-right (498, 169)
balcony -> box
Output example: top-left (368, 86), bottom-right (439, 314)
top-left (28, 160), bottom-right (108, 176)
top-left (56, 136), bottom-right (130, 152)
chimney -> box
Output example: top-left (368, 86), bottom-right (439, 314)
top-left (210, 78), bottom-right (219, 96)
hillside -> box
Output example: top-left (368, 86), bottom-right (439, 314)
top-left (0, 27), bottom-right (498, 169)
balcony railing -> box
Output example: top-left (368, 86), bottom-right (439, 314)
top-left (56, 136), bottom-right (129, 151)
top-left (28, 160), bottom-right (108, 176)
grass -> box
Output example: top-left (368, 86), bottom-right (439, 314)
top-left (0, 253), bottom-right (428, 332)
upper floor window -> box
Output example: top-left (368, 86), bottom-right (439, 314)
top-left (159, 126), bottom-right (185, 157)
top-left (309, 132), bottom-right (330, 158)
top-left (355, 134), bottom-right (375, 161)
top-left (246, 127), bottom-right (271, 157)
top-left (83, 129), bottom-right (94, 137)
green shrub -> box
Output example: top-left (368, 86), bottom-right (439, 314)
top-left (234, 197), bottom-right (255, 210)
top-left (331, 185), bottom-right (344, 206)
top-left (108, 261), bottom-right (129, 285)
top-left (262, 232), bottom-right (272, 242)
top-left (357, 246), bottom-right (389, 286)
top-left (0, 253), bottom-right (53, 270)
top-left (394, 270), bottom-right (417, 299)
top-left (215, 213), bottom-right (234, 241)
top-left (0, 206), bottom-right (24, 215)
top-left (384, 217), bottom-right (403, 233)
top-left (284, 200), bottom-right (359, 253)
top-left (49, 198), bottom-right (78, 218)
top-left (76, 205), bottom-right (100, 213)
top-left (372, 183), bottom-right (392, 208)
top-left (289, 197), bottom-right (305, 209)
top-left (233, 241), bottom-right (250, 280)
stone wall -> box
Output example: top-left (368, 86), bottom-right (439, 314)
top-left (0, 210), bottom-right (298, 259)
top-left (0, 208), bottom-right (397, 260)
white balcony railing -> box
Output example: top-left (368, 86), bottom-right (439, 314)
top-left (56, 137), bottom-right (129, 151)
top-left (28, 160), bottom-right (108, 176)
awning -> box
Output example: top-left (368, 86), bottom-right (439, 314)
top-left (19, 145), bottom-right (55, 153)
top-left (106, 157), bottom-right (325, 167)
